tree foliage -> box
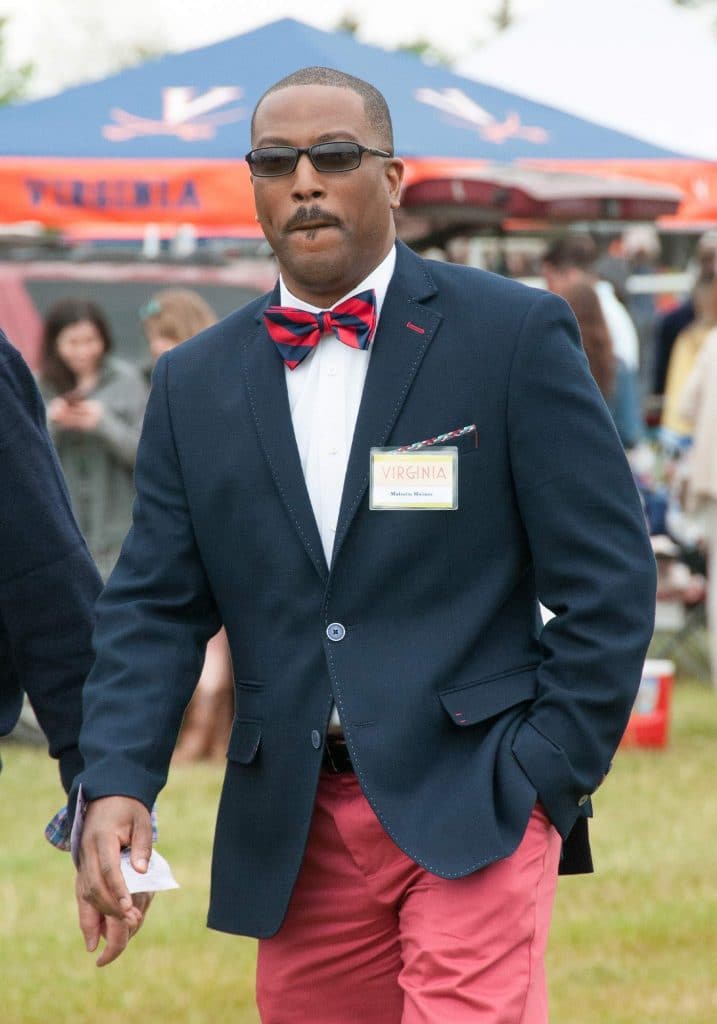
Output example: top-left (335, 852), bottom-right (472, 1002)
top-left (490, 1), bottom-right (514, 31)
top-left (336, 14), bottom-right (361, 36)
top-left (395, 38), bottom-right (453, 66)
top-left (0, 17), bottom-right (33, 105)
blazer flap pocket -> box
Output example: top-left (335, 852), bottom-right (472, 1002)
top-left (227, 717), bottom-right (262, 764)
top-left (439, 667), bottom-right (537, 726)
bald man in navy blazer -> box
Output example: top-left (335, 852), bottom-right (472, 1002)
top-left (76, 69), bottom-right (656, 1021)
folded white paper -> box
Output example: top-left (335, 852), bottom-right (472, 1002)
top-left (120, 847), bottom-right (180, 894)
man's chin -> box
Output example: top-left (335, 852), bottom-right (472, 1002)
top-left (285, 238), bottom-right (347, 273)
top-left (281, 253), bottom-right (355, 305)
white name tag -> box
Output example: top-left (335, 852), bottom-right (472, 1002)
top-left (369, 447), bottom-right (458, 510)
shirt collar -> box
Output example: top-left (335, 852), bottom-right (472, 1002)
top-left (279, 244), bottom-right (396, 322)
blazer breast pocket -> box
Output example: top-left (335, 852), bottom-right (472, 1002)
top-left (446, 430), bottom-right (480, 458)
top-left (394, 426), bottom-right (479, 458)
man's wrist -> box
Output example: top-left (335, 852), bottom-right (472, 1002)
top-left (45, 800), bottom-right (159, 854)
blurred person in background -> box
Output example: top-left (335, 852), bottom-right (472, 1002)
top-left (554, 279), bottom-right (616, 397)
top-left (542, 234), bottom-right (641, 383)
top-left (140, 289), bottom-right (234, 763)
top-left (39, 299), bottom-right (148, 581)
top-left (139, 287), bottom-right (217, 382)
top-left (593, 235), bottom-right (630, 306)
top-left (660, 275), bottom-right (716, 444)
top-left (679, 269), bottom-right (717, 688)
top-left (554, 279), bottom-right (642, 449)
top-left (653, 231), bottom-right (717, 398)
top-left (622, 225), bottom-right (661, 392)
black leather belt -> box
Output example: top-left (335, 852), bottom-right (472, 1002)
top-left (322, 736), bottom-right (354, 773)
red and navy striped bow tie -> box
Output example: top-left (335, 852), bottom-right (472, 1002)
top-left (263, 289), bottom-right (377, 370)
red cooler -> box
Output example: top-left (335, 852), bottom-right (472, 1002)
top-left (620, 658), bottom-right (674, 749)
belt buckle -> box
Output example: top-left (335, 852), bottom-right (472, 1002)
top-left (323, 738), bottom-right (352, 773)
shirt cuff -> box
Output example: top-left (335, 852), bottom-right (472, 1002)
top-left (45, 799), bottom-right (159, 854)
top-left (45, 805), bottom-right (72, 851)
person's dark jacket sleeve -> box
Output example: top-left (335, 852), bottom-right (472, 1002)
top-left (0, 331), bottom-right (102, 792)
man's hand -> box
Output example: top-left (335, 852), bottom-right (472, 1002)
top-left (77, 796), bottom-right (153, 926)
top-left (75, 874), bottom-right (153, 967)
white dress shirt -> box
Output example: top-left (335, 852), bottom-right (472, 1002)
top-left (281, 246), bottom-right (396, 565)
top-left (280, 245), bottom-right (396, 732)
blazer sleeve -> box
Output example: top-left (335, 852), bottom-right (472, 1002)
top-left (0, 336), bottom-right (102, 793)
top-left (506, 292), bottom-right (656, 838)
top-left (73, 353), bottom-right (221, 812)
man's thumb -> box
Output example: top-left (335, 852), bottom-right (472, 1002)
top-left (130, 812), bottom-right (153, 873)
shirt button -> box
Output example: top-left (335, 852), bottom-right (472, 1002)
top-left (326, 622), bottom-right (346, 642)
top-left (328, 446), bottom-right (338, 456)
top-left (328, 366), bottom-right (337, 377)
top-left (311, 729), bottom-right (322, 750)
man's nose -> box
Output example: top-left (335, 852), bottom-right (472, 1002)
top-left (291, 151), bottom-right (326, 201)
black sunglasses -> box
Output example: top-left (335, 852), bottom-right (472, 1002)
top-left (245, 141), bottom-right (392, 178)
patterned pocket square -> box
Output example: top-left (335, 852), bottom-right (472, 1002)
top-left (396, 424), bottom-right (477, 452)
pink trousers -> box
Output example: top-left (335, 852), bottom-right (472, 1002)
top-left (256, 771), bottom-right (561, 1024)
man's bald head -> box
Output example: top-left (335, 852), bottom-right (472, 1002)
top-left (251, 66), bottom-right (394, 152)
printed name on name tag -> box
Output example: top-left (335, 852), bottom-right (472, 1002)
top-left (369, 447), bottom-right (458, 510)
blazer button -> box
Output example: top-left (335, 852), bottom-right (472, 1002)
top-left (311, 729), bottom-right (322, 750)
top-left (326, 622), bottom-right (346, 642)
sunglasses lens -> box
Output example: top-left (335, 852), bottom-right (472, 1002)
top-left (248, 143), bottom-right (366, 176)
top-left (250, 148), bottom-right (297, 176)
top-left (311, 142), bottom-right (361, 172)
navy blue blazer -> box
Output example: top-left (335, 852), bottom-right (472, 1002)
top-left (75, 243), bottom-right (656, 937)
top-left (0, 331), bottom-right (101, 792)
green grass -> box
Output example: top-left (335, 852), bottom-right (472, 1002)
top-left (2, 680), bottom-right (716, 1023)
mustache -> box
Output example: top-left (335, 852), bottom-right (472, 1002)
top-left (284, 206), bottom-right (341, 232)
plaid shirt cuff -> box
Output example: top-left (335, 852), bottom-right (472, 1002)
top-left (45, 805), bottom-right (159, 851)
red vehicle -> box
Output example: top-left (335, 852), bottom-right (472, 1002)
top-left (0, 256), bottom-right (277, 369)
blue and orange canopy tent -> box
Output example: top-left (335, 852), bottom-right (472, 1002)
top-left (0, 19), bottom-right (701, 239)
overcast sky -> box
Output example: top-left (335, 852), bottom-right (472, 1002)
top-left (0, 0), bottom-right (549, 96)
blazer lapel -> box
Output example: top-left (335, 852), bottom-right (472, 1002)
top-left (240, 286), bottom-right (329, 583)
top-left (332, 244), bottom-right (442, 567)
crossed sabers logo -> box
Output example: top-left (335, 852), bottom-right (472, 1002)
top-left (415, 87), bottom-right (548, 145)
top-left (103, 86), bottom-right (247, 141)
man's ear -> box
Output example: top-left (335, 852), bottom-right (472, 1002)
top-left (385, 158), bottom-right (404, 210)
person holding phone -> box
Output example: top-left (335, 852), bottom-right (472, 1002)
top-left (39, 298), bottom-right (148, 580)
